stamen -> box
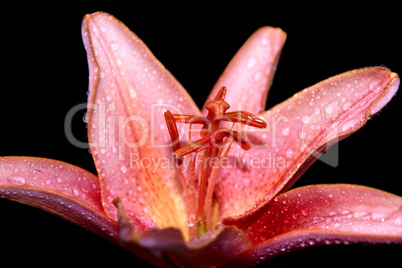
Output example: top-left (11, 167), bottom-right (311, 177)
top-left (214, 86), bottom-right (227, 101)
top-left (164, 110), bottom-right (183, 165)
top-left (163, 86), bottom-right (267, 239)
top-left (175, 163), bottom-right (196, 237)
top-left (205, 137), bottom-right (233, 232)
top-left (196, 148), bottom-right (213, 231)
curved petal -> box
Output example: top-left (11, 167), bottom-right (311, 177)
top-left (122, 222), bottom-right (251, 267)
top-left (0, 157), bottom-right (119, 242)
top-left (203, 26), bottom-right (286, 116)
top-left (216, 67), bottom-right (399, 219)
top-left (113, 197), bottom-right (251, 267)
top-left (82, 12), bottom-right (200, 233)
top-left (221, 184), bottom-right (402, 267)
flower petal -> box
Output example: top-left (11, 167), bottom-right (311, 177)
top-left (113, 197), bottom-right (251, 267)
top-left (82, 12), bottom-right (200, 232)
top-left (122, 222), bottom-right (251, 267)
top-left (0, 157), bottom-right (119, 242)
top-left (221, 184), bottom-right (402, 267)
top-left (203, 26), bottom-right (286, 115)
top-left (216, 67), bottom-right (399, 219)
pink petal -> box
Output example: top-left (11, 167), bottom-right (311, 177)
top-left (203, 26), bottom-right (286, 116)
top-left (113, 197), bottom-right (251, 267)
top-left (0, 157), bottom-right (119, 242)
top-left (122, 224), bottom-right (251, 267)
top-left (216, 67), bottom-right (399, 220)
top-left (221, 184), bottom-right (402, 266)
top-left (141, 226), bottom-right (250, 268)
top-left (82, 12), bottom-right (200, 233)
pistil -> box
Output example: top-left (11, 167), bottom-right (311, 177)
top-left (164, 86), bottom-right (267, 239)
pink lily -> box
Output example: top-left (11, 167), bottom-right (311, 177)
top-left (0, 10), bottom-right (401, 267)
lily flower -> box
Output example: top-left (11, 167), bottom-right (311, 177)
top-left (1, 11), bottom-right (401, 267)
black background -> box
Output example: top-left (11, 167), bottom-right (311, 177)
top-left (1, 1), bottom-right (401, 267)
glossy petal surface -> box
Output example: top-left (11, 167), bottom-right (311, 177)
top-left (0, 157), bottom-right (119, 242)
top-left (121, 224), bottom-right (251, 268)
top-left (204, 26), bottom-right (286, 116)
top-left (82, 12), bottom-right (200, 233)
top-left (217, 67), bottom-right (399, 220)
top-left (221, 184), bottom-right (402, 267)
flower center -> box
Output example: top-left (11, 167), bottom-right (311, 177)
top-left (164, 86), bottom-right (267, 238)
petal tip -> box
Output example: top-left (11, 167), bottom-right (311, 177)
top-left (256, 25), bottom-right (287, 37)
top-left (370, 70), bottom-right (400, 115)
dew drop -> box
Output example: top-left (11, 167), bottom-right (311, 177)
top-left (243, 178), bottom-right (250, 186)
top-left (73, 188), bottom-right (80, 196)
top-left (301, 209), bottom-right (308, 216)
top-left (7, 175), bottom-right (26, 185)
top-left (369, 79), bottom-right (383, 94)
top-left (286, 148), bottom-right (294, 158)
top-left (342, 101), bottom-right (352, 111)
top-left (394, 217), bottom-right (402, 226)
top-left (128, 87), bottom-right (137, 98)
top-left (353, 210), bottom-right (369, 219)
top-left (110, 42), bottom-right (119, 51)
top-left (120, 164), bottom-right (128, 174)
top-left (247, 57), bottom-right (257, 69)
top-left (372, 212), bottom-right (386, 222)
top-left (82, 113), bottom-right (89, 123)
top-left (281, 127), bottom-right (290, 136)
top-left (325, 105), bottom-right (334, 114)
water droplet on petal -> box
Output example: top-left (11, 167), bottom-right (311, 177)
top-left (325, 105), bottom-right (334, 114)
top-left (120, 164), bottom-right (128, 174)
top-left (243, 178), bottom-right (250, 186)
top-left (110, 42), bottom-right (119, 51)
top-left (129, 87), bottom-right (137, 98)
top-left (343, 101), bottom-right (352, 111)
top-left (247, 57), bottom-right (257, 69)
top-left (281, 127), bottom-right (290, 136)
top-left (83, 113), bottom-right (89, 123)
top-left (369, 79), bottom-right (384, 94)
top-left (394, 217), bottom-right (402, 226)
top-left (7, 175), bottom-right (26, 185)
top-left (286, 149), bottom-right (294, 158)
top-left (301, 209), bottom-right (308, 216)
top-left (354, 210), bottom-right (369, 219)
